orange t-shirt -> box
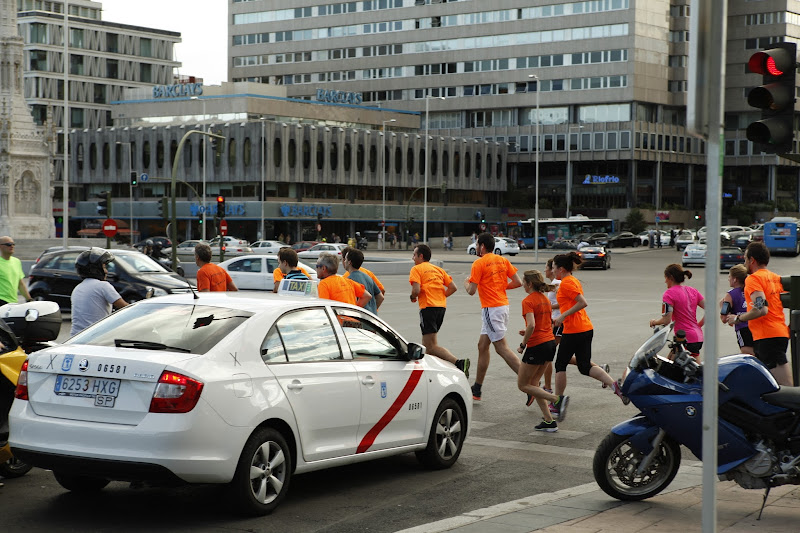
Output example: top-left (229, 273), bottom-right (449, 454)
top-left (522, 292), bottom-right (555, 347)
top-left (197, 263), bottom-right (233, 292)
top-left (409, 262), bottom-right (453, 309)
top-left (344, 266), bottom-right (384, 293)
top-left (274, 265), bottom-right (311, 284)
top-left (318, 275), bottom-right (366, 305)
top-left (744, 268), bottom-right (789, 340)
top-left (556, 275), bottom-right (593, 334)
top-left (467, 253), bottom-right (518, 308)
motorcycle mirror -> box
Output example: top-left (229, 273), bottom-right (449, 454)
top-left (24, 308), bottom-right (39, 322)
top-left (145, 288), bottom-right (155, 299)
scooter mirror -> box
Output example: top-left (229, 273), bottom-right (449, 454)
top-left (24, 309), bottom-right (39, 322)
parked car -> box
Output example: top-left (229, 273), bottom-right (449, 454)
top-left (719, 246), bottom-right (745, 270)
top-left (250, 240), bottom-right (291, 254)
top-left (577, 246), bottom-right (611, 270)
top-left (575, 233), bottom-right (609, 246)
top-left (10, 292), bottom-right (471, 515)
top-left (606, 232), bottom-right (640, 248)
top-left (548, 239), bottom-right (579, 250)
top-left (681, 242), bottom-right (707, 267)
top-left (297, 243), bottom-right (348, 260)
top-left (636, 230), bottom-right (671, 246)
top-left (674, 230), bottom-right (696, 251)
top-left (466, 237), bottom-right (519, 256)
top-left (208, 236), bottom-right (249, 248)
top-left (729, 231), bottom-right (754, 249)
top-left (218, 255), bottom-right (317, 290)
top-left (290, 240), bottom-right (320, 252)
top-left (28, 249), bottom-right (193, 310)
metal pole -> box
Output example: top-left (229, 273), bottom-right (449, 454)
top-left (529, 74), bottom-right (540, 261)
top-left (260, 117), bottom-right (266, 241)
top-left (566, 127), bottom-right (571, 218)
top-left (62, 0), bottom-right (69, 247)
top-left (424, 97), bottom-right (429, 244)
top-left (128, 144), bottom-right (132, 243)
top-left (381, 119), bottom-right (396, 249)
top-left (203, 100), bottom-right (207, 240)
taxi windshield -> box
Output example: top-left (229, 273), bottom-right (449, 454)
top-left (68, 303), bottom-right (253, 354)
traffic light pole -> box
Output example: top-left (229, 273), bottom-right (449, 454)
top-left (170, 130), bottom-right (225, 271)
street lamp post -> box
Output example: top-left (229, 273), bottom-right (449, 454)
top-left (528, 74), bottom-right (540, 261)
top-left (62, 0), bottom-right (70, 246)
top-left (566, 124), bottom-right (583, 218)
top-left (116, 142), bottom-right (133, 244)
top-left (424, 96), bottom-right (444, 245)
top-left (191, 96), bottom-right (208, 240)
top-left (260, 117), bottom-right (266, 241)
top-left (381, 119), bottom-right (396, 249)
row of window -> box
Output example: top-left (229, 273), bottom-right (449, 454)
top-left (25, 22), bottom-right (164, 58)
top-left (19, 0), bottom-right (97, 18)
top-left (499, 131), bottom-right (632, 152)
top-left (28, 52), bottom-right (155, 82)
top-left (75, 137), bottom-right (503, 181)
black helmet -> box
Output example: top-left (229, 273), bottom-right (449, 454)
top-left (76, 248), bottom-right (114, 280)
top-left (146, 239), bottom-right (153, 247)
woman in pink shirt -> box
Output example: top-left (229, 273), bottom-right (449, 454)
top-left (649, 264), bottom-right (706, 355)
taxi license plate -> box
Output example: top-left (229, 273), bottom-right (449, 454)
top-left (54, 375), bottom-right (120, 408)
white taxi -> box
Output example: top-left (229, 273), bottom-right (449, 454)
top-left (10, 289), bottom-right (471, 515)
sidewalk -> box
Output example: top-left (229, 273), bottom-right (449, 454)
top-left (397, 463), bottom-right (800, 533)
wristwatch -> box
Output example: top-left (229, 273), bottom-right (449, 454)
top-left (520, 342), bottom-right (526, 349)
top-left (735, 315), bottom-right (741, 324)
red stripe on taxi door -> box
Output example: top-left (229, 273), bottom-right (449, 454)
top-left (356, 367), bottom-right (424, 454)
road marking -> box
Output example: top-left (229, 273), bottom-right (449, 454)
top-left (526, 429), bottom-right (590, 440)
top-left (468, 436), bottom-right (594, 458)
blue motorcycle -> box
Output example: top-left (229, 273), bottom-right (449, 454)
top-left (593, 325), bottom-right (800, 506)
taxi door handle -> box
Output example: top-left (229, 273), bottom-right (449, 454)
top-left (286, 381), bottom-right (303, 391)
top-left (361, 377), bottom-right (375, 386)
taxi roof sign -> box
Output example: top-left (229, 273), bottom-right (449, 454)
top-left (277, 278), bottom-right (318, 297)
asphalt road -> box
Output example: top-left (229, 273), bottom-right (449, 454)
top-left (3, 247), bottom-right (797, 532)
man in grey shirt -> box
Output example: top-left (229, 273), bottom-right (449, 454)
top-left (71, 248), bottom-right (128, 335)
top-left (343, 249), bottom-right (383, 314)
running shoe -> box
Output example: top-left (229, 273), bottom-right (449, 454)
top-left (601, 363), bottom-right (611, 388)
top-left (526, 394), bottom-right (535, 407)
top-left (534, 419), bottom-right (558, 432)
top-left (548, 402), bottom-right (558, 414)
top-left (553, 395), bottom-right (569, 422)
top-left (613, 381), bottom-right (630, 405)
top-left (455, 359), bottom-right (470, 379)
top-left (471, 383), bottom-right (482, 401)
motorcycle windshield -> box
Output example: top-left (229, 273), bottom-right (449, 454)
top-left (630, 324), bottom-right (673, 370)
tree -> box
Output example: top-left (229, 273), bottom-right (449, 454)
top-left (625, 208), bottom-right (647, 235)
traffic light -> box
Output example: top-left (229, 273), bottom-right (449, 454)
top-left (694, 213), bottom-right (701, 221)
top-left (96, 191), bottom-right (111, 217)
top-left (746, 42), bottom-right (797, 154)
top-left (130, 171), bottom-right (138, 187)
top-left (216, 195), bottom-right (225, 219)
top-left (198, 213), bottom-right (203, 226)
top-left (158, 197), bottom-right (168, 220)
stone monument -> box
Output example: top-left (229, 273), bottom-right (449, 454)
top-left (0, 0), bottom-right (55, 238)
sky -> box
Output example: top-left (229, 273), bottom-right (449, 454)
top-left (102, 0), bottom-right (228, 85)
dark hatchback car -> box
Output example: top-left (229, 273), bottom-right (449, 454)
top-left (577, 246), bottom-right (611, 269)
top-left (606, 232), bottom-right (640, 248)
top-left (719, 246), bottom-right (745, 271)
top-left (28, 249), bottom-right (193, 310)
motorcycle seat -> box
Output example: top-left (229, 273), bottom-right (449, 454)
top-left (762, 387), bottom-right (800, 410)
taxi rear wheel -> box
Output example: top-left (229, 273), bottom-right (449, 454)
top-left (229, 427), bottom-right (292, 516)
top-left (53, 472), bottom-right (110, 492)
top-left (416, 398), bottom-right (465, 470)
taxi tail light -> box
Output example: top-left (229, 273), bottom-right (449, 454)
top-left (14, 359), bottom-right (29, 400)
top-left (149, 371), bottom-right (204, 413)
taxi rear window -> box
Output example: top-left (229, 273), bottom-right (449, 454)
top-left (68, 303), bottom-right (253, 355)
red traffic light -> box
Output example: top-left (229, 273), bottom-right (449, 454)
top-left (748, 47), bottom-right (795, 77)
top-left (216, 195), bottom-right (224, 203)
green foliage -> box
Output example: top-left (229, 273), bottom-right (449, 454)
top-left (625, 208), bottom-right (647, 234)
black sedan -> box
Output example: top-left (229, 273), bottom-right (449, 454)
top-left (606, 232), bottom-right (640, 248)
top-left (577, 246), bottom-right (611, 270)
top-left (720, 246), bottom-right (745, 270)
top-left (28, 249), bottom-right (192, 310)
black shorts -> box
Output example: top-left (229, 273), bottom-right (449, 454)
top-left (419, 307), bottom-right (446, 335)
top-left (522, 340), bottom-right (556, 365)
top-left (753, 337), bottom-right (789, 369)
top-left (685, 341), bottom-right (703, 354)
top-left (556, 330), bottom-right (593, 375)
top-left (736, 327), bottom-right (754, 349)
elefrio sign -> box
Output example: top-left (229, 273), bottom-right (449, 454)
top-left (316, 88), bottom-right (363, 105)
top-left (582, 174), bottom-right (621, 184)
top-left (153, 83), bottom-right (204, 99)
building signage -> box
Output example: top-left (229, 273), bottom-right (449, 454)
top-left (190, 203), bottom-right (245, 217)
top-left (153, 83), bottom-right (204, 99)
top-left (316, 88), bottom-right (363, 105)
top-left (582, 174), bottom-right (621, 184)
top-left (280, 204), bottom-right (333, 218)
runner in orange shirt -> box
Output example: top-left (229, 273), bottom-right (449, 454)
top-left (725, 242), bottom-right (792, 386)
top-left (194, 243), bottom-right (237, 292)
top-left (463, 232), bottom-right (523, 401)
top-left (315, 252), bottom-right (371, 307)
top-left (342, 246), bottom-right (385, 295)
top-left (409, 244), bottom-right (468, 376)
top-left (552, 252), bottom-right (620, 401)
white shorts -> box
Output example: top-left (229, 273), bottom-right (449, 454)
top-left (481, 305), bottom-right (510, 343)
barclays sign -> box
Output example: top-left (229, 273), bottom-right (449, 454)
top-left (153, 83), bottom-right (204, 99)
top-left (316, 88), bottom-right (363, 105)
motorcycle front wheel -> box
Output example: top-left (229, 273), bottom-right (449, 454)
top-left (593, 432), bottom-right (681, 501)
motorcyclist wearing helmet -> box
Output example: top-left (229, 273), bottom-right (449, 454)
top-left (143, 239), bottom-right (154, 257)
top-left (70, 248), bottom-right (128, 335)
top-left (150, 241), bottom-right (167, 260)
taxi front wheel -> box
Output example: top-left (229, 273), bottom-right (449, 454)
top-left (416, 398), bottom-right (465, 470)
top-left (229, 427), bottom-right (292, 516)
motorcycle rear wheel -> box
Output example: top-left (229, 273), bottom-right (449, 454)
top-left (593, 432), bottom-right (681, 501)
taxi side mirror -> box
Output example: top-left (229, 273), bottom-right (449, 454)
top-left (407, 342), bottom-right (425, 361)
